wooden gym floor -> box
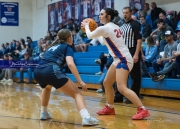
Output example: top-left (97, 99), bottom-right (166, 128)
top-left (0, 82), bottom-right (180, 129)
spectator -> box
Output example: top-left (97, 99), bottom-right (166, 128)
top-left (144, 3), bottom-right (151, 15)
top-left (17, 52), bottom-right (34, 84)
top-left (26, 36), bottom-right (35, 50)
top-left (53, 30), bottom-right (58, 41)
top-left (153, 11), bottom-right (175, 29)
top-left (96, 55), bottom-right (113, 93)
top-left (155, 19), bottom-right (175, 52)
top-left (149, 30), bottom-right (178, 81)
top-left (72, 29), bottom-right (89, 52)
top-left (176, 26), bottom-right (180, 43)
top-left (0, 54), bottom-right (9, 81)
top-left (20, 38), bottom-right (25, 45)
top-left (140, 16), bottom-right (152, 39)
top-left (151, 2), bottom-right (163, 23)
top-left (142, 36), bottom-right (159, 67)
top-left (94, 53), bottom-right (109, 75)
top-left (14, 43), bottom-right (27, 59)
top-left (4, 53), bottom-right (17, 84)
top-left (172, 43), bottom-right (180, 79)
top-left (32, 38), bottom-right (44, 60)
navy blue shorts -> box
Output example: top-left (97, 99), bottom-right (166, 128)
top-left (34, 65), bottom-right (69, 89)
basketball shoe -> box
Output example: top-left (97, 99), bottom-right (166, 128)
top-left (97, 104), bottom-right (115, 115)
top-left (40, 111), bottom-right (52, 120)
top-left (82, 116), bottom-right (99, 125)
top-left (132, 107), bottom-right (150, 120)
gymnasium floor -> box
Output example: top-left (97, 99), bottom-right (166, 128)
top-left (0, 83), bottom-right (180, 129)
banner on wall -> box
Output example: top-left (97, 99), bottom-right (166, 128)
top-left (129, 0), bottom-right (145, 10)
top-left (0, 2), bottom-right (19, 26)
top-left (48, 0), bottom-right (114, 31)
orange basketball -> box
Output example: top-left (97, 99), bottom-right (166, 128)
top-left (81, 18), bottom-right (98, 33)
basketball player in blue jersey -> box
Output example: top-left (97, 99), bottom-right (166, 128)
top-left (34, 29), bottom-right (98, 125)
top-left (81, 8), bottom-right (150, 120)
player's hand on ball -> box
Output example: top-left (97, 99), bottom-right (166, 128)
top-left (81, 19), bottom-right (90, 29)
top-left (79, 81), bottom-right (87, 92)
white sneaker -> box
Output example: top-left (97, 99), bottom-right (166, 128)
top-left (95, 71), bottom-right (103, 75)
top-left (82, 116), bottom-right (99, 125)
top-left (36, 83), bottom-right (40, 86)
top-left (40, 111), bottom-right (52, 120)
top-left (51, 87), bottom-right (56, 92)
top-left (1, 78), bottom-right (6, 82)
top-left (6, 79), bottom-right (13, 83)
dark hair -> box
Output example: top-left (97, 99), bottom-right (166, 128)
top-left (157, 19), bottom-right (165, 24)
top-left (122, 6), bottom-right (132, 13)
top-left (20, 38), bottom-right (25, 44)
top-left (146, 36), bottom-right (155, 47)
top-left (4, 54), bottom-right (8, 57)
top-left (145, 3), bottom-right (149, 6)
top-left (8, 53), bottom-right (14, 58)
top-left (140, 16), bottom-right (146, 19)
top-left (159, 11), bottom-right (166, 16)
top-left (103, 8), bottom-right (120, 26)
top-left (48, 29), bottom-right (71, 48)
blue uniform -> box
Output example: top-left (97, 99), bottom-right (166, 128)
top-left (34, 43), bottom-right (73, 89)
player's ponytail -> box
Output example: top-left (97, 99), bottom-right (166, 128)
top-left (48, 29), bottom-right (71, 49)
top-left (104, 8), bottom-right (120, 26)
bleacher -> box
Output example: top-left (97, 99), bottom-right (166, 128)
top-left (13, 43), bottom-right (180, 98)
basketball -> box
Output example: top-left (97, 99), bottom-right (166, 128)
top-left (81, 18), bottom-right (98, 33)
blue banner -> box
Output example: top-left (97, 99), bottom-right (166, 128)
top-left (0, 2), bottom-right (19, 26)
top-left (0, 60), bottom-right (39, 68)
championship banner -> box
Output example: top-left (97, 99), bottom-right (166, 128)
top-left (0, 2), bottom-right (19, 26)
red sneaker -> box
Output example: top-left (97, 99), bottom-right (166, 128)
top-left (97, 104), bottom-right (115, 115)
top-left (132, 107), bottom-right (150, 120)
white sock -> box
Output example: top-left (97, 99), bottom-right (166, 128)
top-left (79, 108), bottom-right (90, 119)
top-left (107, 104), bottom-right (114, 109)
top-left (140, 106), bottom-right (146, 110)
top-left (41, 106), bottom-right (47, 112)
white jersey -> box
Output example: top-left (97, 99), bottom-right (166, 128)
top-left (65, 4), bottom-right (71, 19)
top-left (50, 11), bottom-right (55, 25)
top-left (105, 0), bottom-right (111, 8)
top-left (75, 4), bottom-right (78, 19)
top-left (94, 0), bottom-right (100, 15)
top-left (85, 22), bottom-right (133, 70)
top-left (58, 10), bottom-right (62, 23)
top-left (83, 1), bottom-right (88, 18)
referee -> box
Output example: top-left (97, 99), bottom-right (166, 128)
top-left (115, 7), bottom-right (142, 104)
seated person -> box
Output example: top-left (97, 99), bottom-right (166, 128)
top-left (0, 54), bottom-right (9, 81)
top-left (149, 30), bottom-right (178, 82)
top-left (172, 42), bottom-right (180, 79)
top-left (94, 53), bottom-right (109, 75)
top-left (96, 55), bottom-right (113, 93)
top-left (14, 43), bottom-right (27, 59)
top-left (72, 29), bottom-right (89, 52)
top-left (155, 19), bottom-right (176, 52)
top-left (140, 16), bottom-right (152, 39)
top-left (142, 36), bottom-right (159, 67)
top-left (17, 52), bottom-right (34, 84)
top-left (4, 53), bottom-right (17, 83)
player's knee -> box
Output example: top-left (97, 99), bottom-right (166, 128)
top-left (117, 85), bottom-right (126, 95)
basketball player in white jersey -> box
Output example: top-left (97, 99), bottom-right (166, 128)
top-left (81, 8), bottom-right (150, 120)
top-left (55, 2), bottom-right (62, 30)
top-left (134, 0), bottom-right (141, 10)
top-left (91, 0), bottom-right (101, 22)
top-left (81, 0), bottom-right (90, 19)
top-left (105, 0), bottom-right (111, 8)
top-left (64, 2), bottom-right (72, 20)
top-left (75, 0), bottom-right (79, 24)
top-left (48, 4), bottom-right (55, 31)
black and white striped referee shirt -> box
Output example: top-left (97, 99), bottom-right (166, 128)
top-left (120, 19), bottom-right (142, 49)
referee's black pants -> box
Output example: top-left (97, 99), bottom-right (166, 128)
top-left (114, 47), bottom-right (142, 99)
